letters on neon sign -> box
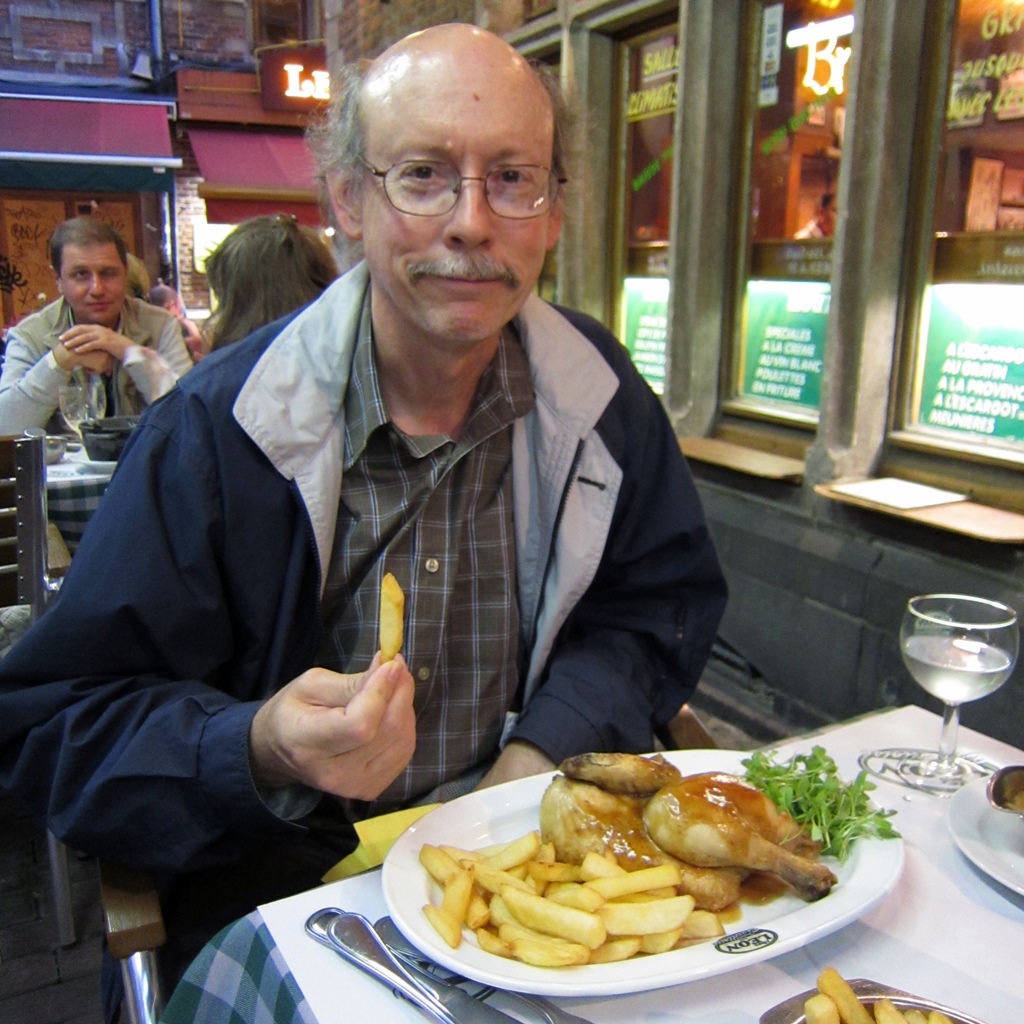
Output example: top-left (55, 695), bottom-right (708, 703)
top-left (283, 63), bottom-right (330, 101)
top-left (785, 14), bottom-right (853, 96)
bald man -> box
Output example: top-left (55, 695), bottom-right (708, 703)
top-left (0, 25), bottom-right (725, 1016)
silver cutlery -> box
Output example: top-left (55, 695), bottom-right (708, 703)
top-left (306, 908), bottom-right (458, 1024)
top-left (374, 915), bottom-right (597, 1024)
top-left (306, 908), bottom-right (522, 1024)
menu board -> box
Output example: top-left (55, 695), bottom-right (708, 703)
top-left (913, 282), bottom-right (1024, 444)
top-left (620, 276), bottom-right (668, 395)
top-left (739, 279), bottom-right (828, 411)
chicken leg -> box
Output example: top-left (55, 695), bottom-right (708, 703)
top-left (643, 773), bottom-right (836, 901)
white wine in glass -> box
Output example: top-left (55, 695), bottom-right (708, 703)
top-left (58, 375), bottom-right (106, 438)
top-left (899, 594), bottom-right (1018, 790)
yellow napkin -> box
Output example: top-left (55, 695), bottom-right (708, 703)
top-left (322, 803), bottom-right (442, 882)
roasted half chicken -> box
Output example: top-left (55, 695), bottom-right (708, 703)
top-left (539, 753), bottom-right (836, 906)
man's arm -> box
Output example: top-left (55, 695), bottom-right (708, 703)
top-left (0, 389), bottom-right (409, 873)
top-left (0, 330), bottom-right (82, 432)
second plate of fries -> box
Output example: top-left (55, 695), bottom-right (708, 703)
top-left (381, 749), bottom-right (905, 997)
top-left (759, 970), bottom-right (988, 1024)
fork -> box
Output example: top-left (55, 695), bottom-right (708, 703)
top-left (374, 916), bottom-right (596, 1024)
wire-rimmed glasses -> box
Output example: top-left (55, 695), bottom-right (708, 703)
top-left (362, 159), bottom-right (565, 219)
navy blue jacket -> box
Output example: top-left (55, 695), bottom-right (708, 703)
top-left (0, 264), bottom-right (726, 877)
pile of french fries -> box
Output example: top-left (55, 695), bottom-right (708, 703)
top-left (808, 969), bottom-right (957, 1024)
top-left (418, 829), bottom-right (724, 968)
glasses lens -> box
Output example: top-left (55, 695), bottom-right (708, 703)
top-left (383, 161), bottom-right (460, 216)
top-left (486, 166), bottom-right (554, 218)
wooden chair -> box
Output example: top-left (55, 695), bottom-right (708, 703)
top-left (0, 433), bottom-right (76, 947)
top-left (100, 861), bottom-right (166, 1024)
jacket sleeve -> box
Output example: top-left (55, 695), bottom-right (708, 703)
top-left (122, 316), bottom-right (195, 403)
top-left (0, 331), bottom-right (66, 432)
top-left (510, 343), bottom-right (727, 762)
top-left (0, 394), bottom-right (317, 873)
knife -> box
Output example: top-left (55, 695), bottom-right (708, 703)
top-left (305, 908), bottom-right (458, 1024)
top-left (308, 908), bottom-right (523, 1024)
top-left (375, 915), bottom-right (598, 1024)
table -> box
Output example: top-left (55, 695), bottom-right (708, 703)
top-left (45, 445), bottom-right (115, 545)
top-left (161, 706), bottom-right (1024, 1024)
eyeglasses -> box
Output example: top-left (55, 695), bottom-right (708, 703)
top-left (361, 159), bottom-right (566, 219)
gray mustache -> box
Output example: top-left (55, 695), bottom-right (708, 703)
top-left (407, 255), bottom-right (519, 288)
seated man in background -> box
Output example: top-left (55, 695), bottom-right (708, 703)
top-left (148, 281), bottom-right (209, 363)
top-left (0, 24), bottom-right (727, 1020)
top-left (0, 217), bottom-right (194, 433)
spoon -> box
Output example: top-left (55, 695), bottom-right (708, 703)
top-left (986, 765), bottom-right (1024, 815)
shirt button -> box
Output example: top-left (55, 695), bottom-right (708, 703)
top-left (417, 666), bottom-right (431, 681)
top-left (424, 557), bottom-right (440, 573)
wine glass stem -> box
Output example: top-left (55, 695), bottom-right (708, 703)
top-left (935, 701), bottom-right (961, 771)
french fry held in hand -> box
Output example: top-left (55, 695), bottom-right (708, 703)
top-left (419, 830), bottom-right (724, 969)
top-left (804, 968), bottom-right (961, 1024)
top-left (379, 572), bottom-right (404, 662)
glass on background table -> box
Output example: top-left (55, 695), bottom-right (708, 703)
top-left (161, 705), bottom-right (1024, 1024)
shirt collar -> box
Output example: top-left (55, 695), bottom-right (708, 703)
top-left (343, 289), bottom-right (535, 469)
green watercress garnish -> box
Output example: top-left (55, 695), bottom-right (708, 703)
top-left (741, 745), bottom-right (899, 861)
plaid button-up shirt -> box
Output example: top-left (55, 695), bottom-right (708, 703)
top-left (317, 297), bottom-right (536, 815)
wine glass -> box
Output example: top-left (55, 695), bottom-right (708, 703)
top-left (58, 375), bottom-right (106, 438)
top-left (899, 593), bottom-right (1018, 791)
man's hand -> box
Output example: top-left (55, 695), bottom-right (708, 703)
top-left (476, 740), bottom-right (555, 790)
top-left (249, 654), bottom-right (416, 801)
top-left (57, 323), bottom-right (132, 371)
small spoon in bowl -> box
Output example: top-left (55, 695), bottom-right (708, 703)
top-left (987, 765), bottom-right (1024, 815)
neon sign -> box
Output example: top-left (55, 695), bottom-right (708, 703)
top-left (259, 44), bottom-right (328, 113)
top-left (786, 14), bottom-right (854, 96)
top-left (283, 63), bottom-right (329, 101)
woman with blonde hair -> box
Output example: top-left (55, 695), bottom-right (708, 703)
top-left (203, 215), bottom-right (339, 350)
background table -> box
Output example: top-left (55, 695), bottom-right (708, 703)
top-left (164, 705), bottom-right (1024, 1024)
top-left (45, 446), bottom-right (115, 545)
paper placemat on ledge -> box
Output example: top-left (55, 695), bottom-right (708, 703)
top-left (827, 477), bottom-right (967, 510)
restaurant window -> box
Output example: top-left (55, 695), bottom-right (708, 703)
top-left (894, 0), bottom-right (1024, 465)
top-left (728, 0), bottom-right (854, 426)
top-left (614, 25), bottom-right (678, 397)
top-left (253, 0), bottom-right (319, 47)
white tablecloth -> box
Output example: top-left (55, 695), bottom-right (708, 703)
top-left (258, 705), bottom-right (1024, 1023)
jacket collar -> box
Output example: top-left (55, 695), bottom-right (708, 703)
top-left (232, 261), bottom-right (618, 575)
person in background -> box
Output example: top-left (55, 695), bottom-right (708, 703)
top-left (125, 252), bottom-right (151, 299)
top-left (149, 281), bottom-right (209, 363)
top-left (203, 214), bottom-right (339, 351)
top-left (0, 25), bottom-right (726, 1020)
top-left (795, 192), bottom-right (836, 239)
top-left (0, 217), bottom-right (193, 434)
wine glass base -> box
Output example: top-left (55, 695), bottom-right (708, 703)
top-left (858, 748), bottom-right (997, 796)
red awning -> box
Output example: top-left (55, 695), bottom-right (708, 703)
top-left (0, 96), bottom-right (179, 168)
top-left (188, 127), bottom-right (322, 226)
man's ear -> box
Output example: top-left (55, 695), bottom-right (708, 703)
top-left (328, 173), bottom-right (364, 241)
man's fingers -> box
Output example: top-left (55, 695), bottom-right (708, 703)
top-left (343, 655), bottom-right (411, 727)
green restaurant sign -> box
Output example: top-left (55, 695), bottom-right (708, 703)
top-left (739, 279), bottom-right (829, 411)
top-left (913, 282), bottom-right (1024, 444)
top-left (621, 277), bottom-right (669, 395)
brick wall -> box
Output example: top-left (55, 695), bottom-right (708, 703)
top-left (327, 0), bottom-right (480, 62)
top-left (0, 1), bottom-right (253, 78)
top-left (171, 129), bottom-right (210, 312)
top-left (0, 1), bottom-right (149, 78)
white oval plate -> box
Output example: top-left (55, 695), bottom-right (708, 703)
top-left (382, 749), bottom-right (905, 997)
top-left (948, 775), bottom-right (1024, 897)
